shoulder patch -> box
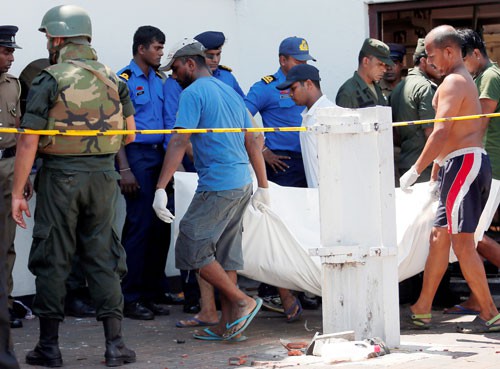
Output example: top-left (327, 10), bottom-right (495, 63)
top-left (119, 69), bottom-right (132, 81)
top-left (261, 75), bottom-right (276, 84)
top-left (219, 65), bottom-right (232, 72)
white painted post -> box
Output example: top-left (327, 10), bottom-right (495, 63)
top-left (309, 106), bottom-right (400, 347)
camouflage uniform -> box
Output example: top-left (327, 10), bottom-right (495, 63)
top-left (22, 43), bottom-right (134, 321)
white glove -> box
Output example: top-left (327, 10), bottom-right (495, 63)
top-left (400, 165), bottom-right (420, 193)
top-left (251, 187), bottom-right (270, 212)
top-left (428, 181), bottom-right (440, 201)
top-left (152, 189), bottom-right (175, 223)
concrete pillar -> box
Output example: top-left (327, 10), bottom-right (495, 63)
top-left (310, 106), bottom-right (400, 346)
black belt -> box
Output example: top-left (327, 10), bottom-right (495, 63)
top-left (0, 146), bottom-right (16, 160)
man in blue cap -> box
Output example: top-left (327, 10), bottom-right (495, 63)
top-left (380, 43), bottom-right (407, 97)
top-left (194, 31), bottom-right (245, 97)
top-left (245, 36), bottom-right (317, 321)
top-left (0, 23), bottom-right (21, 369)
top-left (1, 25), bottom-right (33, 331)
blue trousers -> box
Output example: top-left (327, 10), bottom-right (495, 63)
top-left (121, 144), bottom-right (171, 303)
top-left (266, 150), bottom-right (307, 188)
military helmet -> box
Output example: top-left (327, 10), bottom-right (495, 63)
top-left (39, 5), bottom-right (92, 40)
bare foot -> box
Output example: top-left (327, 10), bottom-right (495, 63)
top-left (223, 298), bottom-right (260, 338)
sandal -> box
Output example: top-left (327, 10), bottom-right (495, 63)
top-left (456, 313), bottom-right (500, 334)
top-left (407, 308), bottom-right (432, 330)
top-left (285, 298), bottom-right (303, 323)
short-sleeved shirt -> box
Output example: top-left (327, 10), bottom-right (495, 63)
top-left (0, 73), bottom-right (20, 149)
top-left (475, 61), bottom-right (500, 180)
top-left (117, 60), bottom-right (165, 145)
top-left (335, 71), bottom-right (387, 109)
top-left (213, 66), bottom-right (245, 98)
top-left (163, 75), bottom-right (182, 148)
top-left (176, 76), bottom-right (251, 192)
top-left (245, 68), bottom-right (303, 153)
top-left (390, 67), bottom-right (436, 169)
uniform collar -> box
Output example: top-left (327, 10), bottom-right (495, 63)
top-left (130, 59), bottom-right (156, 78)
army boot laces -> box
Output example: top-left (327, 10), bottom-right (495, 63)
top-left (103, 318), bottom-right (136, 367)
top-left (26, 318), bottom-right (63, 367)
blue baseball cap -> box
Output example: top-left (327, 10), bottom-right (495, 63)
top-left (276, 64), bottom-right (321, 90)
top-left (194, 31), bottom-right (225, 50)
top-left (279, 37), bottom-right (315, 61)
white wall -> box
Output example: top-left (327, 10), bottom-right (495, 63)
top-left (4, 0), bottom-right (376, 296)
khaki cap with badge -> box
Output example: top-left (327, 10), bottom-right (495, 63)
top-left (361, 38), bottom-right (394, 66)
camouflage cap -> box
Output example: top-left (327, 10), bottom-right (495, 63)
top-left (414, 38), bottom-right (426, 57)
top-left (361, 38), bottom-right (394, 66)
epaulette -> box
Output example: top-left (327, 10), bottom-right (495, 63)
top-left (5, 74), bottom-right (21, 100)
top-left (261, 75), bottom-right (276, 84)
top-left (118, 69), bottom-right (132, 81)
top-left (219, 65), bottom-right (232, 72)
top-left (156, 70), bottom-right (166, 80)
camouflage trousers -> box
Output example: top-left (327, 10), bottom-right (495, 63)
top-left (29, 165), bottom-right (127, 321)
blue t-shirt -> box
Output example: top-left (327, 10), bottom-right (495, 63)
top-left (117, 60), bottom-right (165, 144)
top-left (176, 77), bottom-right (252, 192)
top-left (245, 68), bottom-right (303, 153)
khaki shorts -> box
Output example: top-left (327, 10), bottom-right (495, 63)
top-left (175, 183), bottom-right (252, 270)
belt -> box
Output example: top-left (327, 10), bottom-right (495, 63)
top-left (0, 146), bottom-right (16, 160)
top-left (127, 143), bottom-right (163, 150)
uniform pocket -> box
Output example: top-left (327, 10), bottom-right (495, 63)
top-left (28, 222), bottom-right (53, 274)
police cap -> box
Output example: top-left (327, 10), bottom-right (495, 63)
top-left (279, 37), bottom-right (316, 61)
top-left (0, 25), bottom-right (21, 49)
top-left (387, 43), bottom-right (406, 62)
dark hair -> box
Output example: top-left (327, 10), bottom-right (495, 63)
top-left (457, 28), bottom-right (488, 58)
top-left (179, 55), bottom-right (207, 69)
top-left (132, 26), bottom-right (165, 55)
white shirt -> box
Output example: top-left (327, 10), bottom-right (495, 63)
top-left (300, 95), bottom-right (336, 188)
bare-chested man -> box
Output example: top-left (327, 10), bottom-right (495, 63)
top-left (400, 25), bottom-right (500, 333)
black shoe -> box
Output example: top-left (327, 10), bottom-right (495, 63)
top-left (65, 297), bottom-right (96, 318)
top-left (298, 292), bottom-right (320, 310)
top-left (143, 302), bottom-right (170, 316)
top-left (183, 303), bottom-right (200, 314)
top-left (9, 310), bottom-right (23, 329)
top-left (123, 302), bottom-right (154, 320)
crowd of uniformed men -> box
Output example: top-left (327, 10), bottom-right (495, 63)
top-left (1, 3), bottom-right (500, 368)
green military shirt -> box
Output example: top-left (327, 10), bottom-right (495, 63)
top-left (335, 71), bottom-right (387, 108)
top-left (476, 61), bottom-right (500, 180)
top-left (22, 71), bottom-right (134, 170)
top-left (390, 67), bottom-right (435, 171)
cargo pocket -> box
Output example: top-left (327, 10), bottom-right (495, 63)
top-left (28, 222), bottom-right (53, 275)
top-left (111, 227), bottom-right (127, 279)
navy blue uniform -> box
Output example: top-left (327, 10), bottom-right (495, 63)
top-left (117, 60), bottom-right (170, 305)
top-left (245, 68), bottom-right (307, 187)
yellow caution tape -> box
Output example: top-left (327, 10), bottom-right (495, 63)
top-left (1, 111), bottom-right (499, 136)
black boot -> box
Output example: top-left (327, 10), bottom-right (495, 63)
top-left (103, 317), bottom-right (136, 367)
top-left (26, 318), bottom-right (63, 367)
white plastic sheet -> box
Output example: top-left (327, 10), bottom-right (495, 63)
top-left (174, 173), bottom-right (494, 296)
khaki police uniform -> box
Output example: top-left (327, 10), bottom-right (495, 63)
top-left (0, 72), bottom-right (20, 312)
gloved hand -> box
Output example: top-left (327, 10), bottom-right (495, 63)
top-left (152, 189), bottom-right (175, 223)
top-left (400, 165), bottom-right (420, 193)
top-left (251, 187), bottom-right (270, 212)
top-left (428, 181), bottom-right (440, 201)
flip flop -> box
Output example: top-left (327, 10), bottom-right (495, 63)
top-left (193, 328), bottom-right (247, 342)
top-left (456, 313), bottom-right (500, 334)
top-left (223, 297), bottom-right (263, 340)
top-left (407, 308), bottom-right (432, 330)
top-left (176, 317), bottom-right (219, 328)
top-left (443, 305), bottom-right (480, 315)
top-left (285, 298), bottom-right (303, 323)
